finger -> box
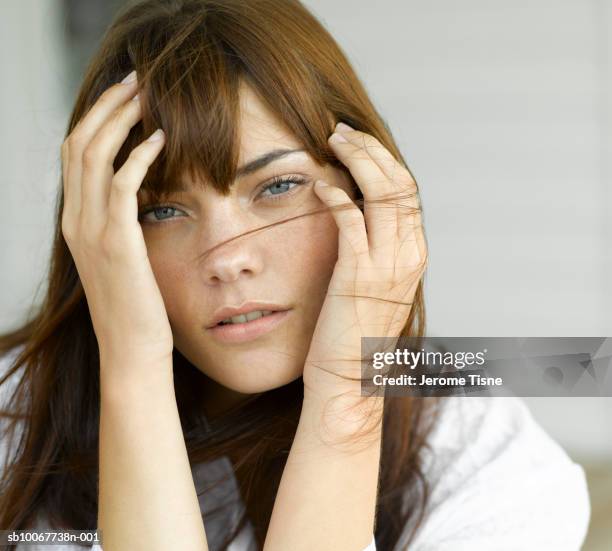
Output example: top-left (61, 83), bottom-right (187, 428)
top-left (390, 205), bottom-right (428, 305)
top-left (336, 122), bottom-right (415, 191)
top-left (312, 180), bottom-right (369, 266)
top-left (72, 71), bottom-right (139, 148)
top-left (401, 207), bottom-right (429, 273)
top-left (107, 129), bottom-right (166, 234)
top-left (335, 123), bottom-right (423, 265)
top-left (61, 140), bottom-right (75, 233)
top-left (395, 181), bottom-right (425, 267)
top-left (328, 129), bottom-right (397, 254)
top-left (63, 71), bottom-right (138, 221)
top-left (80, 95), bottom-right (143, 230)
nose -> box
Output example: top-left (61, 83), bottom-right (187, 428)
top-left (200, 226), bottom-right (264, 285)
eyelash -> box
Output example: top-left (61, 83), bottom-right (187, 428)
top-left (137, 175), bottom-right (308, 223)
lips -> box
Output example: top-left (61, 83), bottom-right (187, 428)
top-left (207, 301), bottom-right (291, 328)
top-left (206, 309), bottom-right (292, 344)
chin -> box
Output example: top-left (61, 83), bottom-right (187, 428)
top-left (222, 367), bottom-right (303, 394)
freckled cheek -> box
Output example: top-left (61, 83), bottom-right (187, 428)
top-left (290, 215), bottom-right (340, 300)
top-left (145, 243), bottom-right (191, 321)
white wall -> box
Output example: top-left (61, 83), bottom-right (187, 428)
top-left (0, 1), bottom-right (69, 330)
top-left (304, 0), bottom-right (611, 336)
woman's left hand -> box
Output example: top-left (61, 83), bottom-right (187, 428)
top-left (303, 122), bottom-right (428, 405)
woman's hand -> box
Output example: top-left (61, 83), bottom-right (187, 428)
top-left (266, 123), bottom-right (416, 549)
top-left (304, 122), bottom-right (428, 404)
top-left (61, 70), bottom-right (173, 375)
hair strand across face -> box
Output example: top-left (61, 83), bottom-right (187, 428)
top-left (0, 2), bottom-right (433, 549)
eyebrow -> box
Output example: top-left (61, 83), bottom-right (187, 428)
top-left (235, 148), bottom-right (306, 178)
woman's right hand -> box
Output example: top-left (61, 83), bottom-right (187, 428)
top-left (61, 70), bottom-right (174, 376)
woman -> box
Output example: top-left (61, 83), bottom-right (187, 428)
top-left (0, 1), bottom-right (589, 550)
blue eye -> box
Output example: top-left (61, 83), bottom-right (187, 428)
top-left (138, 205), bottom-right (185, 223)
top-left (138, 176), bottom-right (308, 224)
top-left (259, 176), bottom-right (307, 201)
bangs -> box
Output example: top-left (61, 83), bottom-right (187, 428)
top-left (116, 19), bottom-right (243, 204)
top-left (108, 1), bottom-right (346, 206)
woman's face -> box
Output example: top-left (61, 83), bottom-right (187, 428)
top-left (140, 83), bottom-right (355, 413)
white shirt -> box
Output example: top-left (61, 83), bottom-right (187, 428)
top-left (0, 347), bottom-right (589, 550)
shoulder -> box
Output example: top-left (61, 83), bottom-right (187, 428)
top-left (0, 346), bottom-right (113, 551)
top-left (399, 396), bottom-right (590, 551)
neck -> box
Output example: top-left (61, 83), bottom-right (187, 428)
top-left (201, 377), bottom-right (257, 420)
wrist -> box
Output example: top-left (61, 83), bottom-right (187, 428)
top-left (98, 337), bottom-right (174, 370)
top-left (301, 386), bottom-right (384, 447)
top-left (99, 352), bottom-right (174, 400)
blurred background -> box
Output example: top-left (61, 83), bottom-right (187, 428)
top-left (0, 0), bottom-right (610, 548)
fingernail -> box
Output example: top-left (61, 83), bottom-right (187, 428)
top-left (329, 132), bottom-right (347, 143)
top-left (147, 129), bottom-right (165, 142)
top-left (120, 70), bottom-right (137, 84)
top-left (315, 180), bottom-right (329, 188)
top-left (131, 93), bottom-right (140, 102)
top-left (335, 122), bottom-right (354, 133)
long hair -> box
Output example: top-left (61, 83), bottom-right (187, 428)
top-left (0, 1), bottom-right (439, 549)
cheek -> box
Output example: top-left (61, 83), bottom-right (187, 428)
top-left (288, 213), bottom-right (339, 297)
top-left (144, 242), bottom-right (190, 322)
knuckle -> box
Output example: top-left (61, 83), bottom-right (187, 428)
top-left (420, 248), bottom-right (430, 268)
top-left (111, 81), bottom-right (130, 94)
top-left (108, 106), bottom-right (124, 127)
top-left (352, 149), bottom-right (371, 162)
top-left (65, 119), bottom-right (85, 149)
top-left (395, 169), bottom-right (415, 189)
top-left (362, 134), bottom-right (379, 149)
top-left (347, 207), bottom-right (364, 222)
top-left (61, 139), bottom-right (70, 159)
top-left (111, 174), bottom-right (131, 193)
top-left (357, 134), bottom-right (373, 149)
top-left (104, 108), bottom-right (130, 140)
top-left (61, 217), bottom-right (75, 242)
top-left (82, 145), bottom-right (99, 167)
top-left (98, 88), bottom-right (115, 105)
top-left (97, 114), bottom-right (121, 144)
top-left (66, 131), bottom-right (84, 152)
top-left (128, 147), bottom-right (150, 164)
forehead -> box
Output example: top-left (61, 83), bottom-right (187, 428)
top-left (237, 83), bottom-right (303, 165)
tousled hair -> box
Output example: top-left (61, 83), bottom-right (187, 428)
top-left (0, 1), bottom-right (438, 549)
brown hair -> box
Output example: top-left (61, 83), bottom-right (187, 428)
top-left (0, 1), bottom-right (438, 549)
